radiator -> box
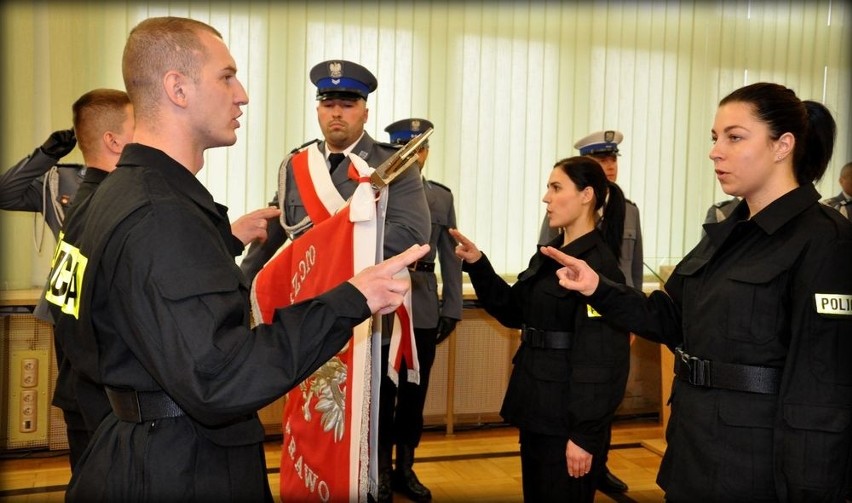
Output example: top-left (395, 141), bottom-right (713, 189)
top-left (423, 307), bottom-right (520, 427)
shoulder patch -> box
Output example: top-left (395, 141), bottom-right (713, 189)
top-left (814, 293), bottom-right (852, 316)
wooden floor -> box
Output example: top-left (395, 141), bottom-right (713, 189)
top-left (0, 419), bottom-right (666, 502)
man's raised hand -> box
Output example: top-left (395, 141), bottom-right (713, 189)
top-left (231, 207), bottom-right (282, 245)
top-left (349, 244), bottom-right (430, 315)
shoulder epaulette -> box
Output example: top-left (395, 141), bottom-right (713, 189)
top-left (429, 180), bottom-right (452, 193)
top-left (375, 141), bottom-right (403, 150)
top-left (713, 198), bottom-right (738, 208)
top-left (290, 138), bottom-right (321, 154)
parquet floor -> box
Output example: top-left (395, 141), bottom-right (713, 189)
top-left (0, 419), bottom-right (666, 502)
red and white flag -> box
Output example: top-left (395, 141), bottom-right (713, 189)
top-left (250, 145), bottom-right (415, 502)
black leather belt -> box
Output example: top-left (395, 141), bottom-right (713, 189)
top-left (520, 325), bottom-right (572, 349)
top-left (106, 387), bottom-right (186, 423)
top-left (408, 260), bottom-right (435, 273)
top-left (674, 346), bottom-right (781, 395)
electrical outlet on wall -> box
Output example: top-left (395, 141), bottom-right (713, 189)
top-left (8, 350), bottom-right (49, 444)
top-left (20, 389), bottom-right (37, 433)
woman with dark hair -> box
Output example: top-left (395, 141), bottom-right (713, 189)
top-left (544, 82), bottom-right (852, 501)
top-left (450, 156), bottom-right (630, 502)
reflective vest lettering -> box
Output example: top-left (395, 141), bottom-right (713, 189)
top-left (45, 232), bottom-right (88, 319)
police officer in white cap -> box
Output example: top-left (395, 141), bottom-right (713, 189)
top-left (539, 129), bottom-right (641, 494)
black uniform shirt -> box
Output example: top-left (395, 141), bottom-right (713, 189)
top-left (48, 166), bottom-right (110, 426)
top-left (48, 143), bottom-right (376, 500)
top-left (81, 144), bottom-right (369, 419)
top-left (588, 183), bottom-right (852, 501)
top-left (464, 230), bottom-right (629, 454)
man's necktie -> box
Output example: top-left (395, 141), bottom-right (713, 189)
top-left (841, 200), bottom-right (849, 219)
top-left (328, 153), bottom-right (346, 173)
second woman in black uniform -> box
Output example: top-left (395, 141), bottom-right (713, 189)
top-left (450, 156), bottom-right (630, 502)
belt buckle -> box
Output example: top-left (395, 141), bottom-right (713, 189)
top-left (530, 327), bottom-right (544, 347)
top-left (107, 387), bottom-right (145, 423)
top-left (130, 391), bottom-right (143, 423)
top-left (678, 348), bottom-right (709, 387)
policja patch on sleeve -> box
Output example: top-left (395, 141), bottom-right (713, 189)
top-left (814, 293), bottom-right (852, 316)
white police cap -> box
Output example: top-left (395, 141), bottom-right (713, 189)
top-left (574, 130), bottom-right (624, 156)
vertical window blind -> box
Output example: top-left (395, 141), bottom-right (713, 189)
top-left (1, 0), bottom-right (849, 288)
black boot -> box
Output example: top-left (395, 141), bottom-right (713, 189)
top-left (391, 444), bottom-right (432, 502)
top-left (374, 444), bottom-right (393, 503)
top-left (598, 468), bottom-right (629, 493)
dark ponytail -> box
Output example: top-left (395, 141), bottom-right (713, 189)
top-left (800, 100), bottom-right (836, 184)
top-left (600, 181), bottom-right (626, 262)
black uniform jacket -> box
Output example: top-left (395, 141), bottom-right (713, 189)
top-left (49, 167), bottom-right (110, 431)
top-left (463, 231), bottom-right (630, 456)
top-left (53, 144), bottom-right (371, 501)
top-left (587, 184), bottom-right (852, 502)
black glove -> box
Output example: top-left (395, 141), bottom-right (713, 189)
top-left (40, 129), bottom-right (76, 159)
top-left (436, 317), bottom-right (458, 345)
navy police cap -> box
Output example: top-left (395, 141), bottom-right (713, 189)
top-left (384, 118), bottom-right (434, 145)
top-left (574, 130), bottom-right (624, 156)
top-left (310, 60), bottom-right (377, 101)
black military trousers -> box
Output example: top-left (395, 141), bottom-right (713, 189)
top-left (519, 429), bottom-right (600, 503)
top-left (62, 410), bottom-right (91, 471)
top-left (379, 326), bottom-right (439, 449)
